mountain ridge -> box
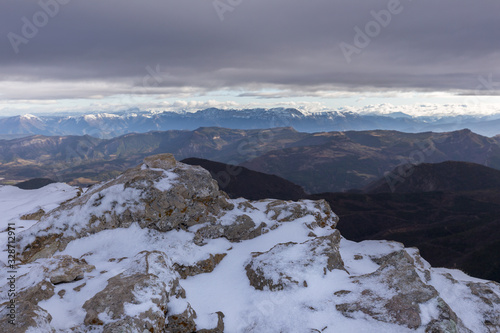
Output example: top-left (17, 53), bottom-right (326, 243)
top-left (2, 107), bottom-right (500, 139)
top-left (1, 128), bottom-right (500, 192)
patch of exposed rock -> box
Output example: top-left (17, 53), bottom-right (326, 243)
top-left (82, 251), bottom-right (178, 332)
top-left (17, 154), bottom-right (235, 262)
top-left (335, 250), bottom-right (472, 332)
top-left (245, 230), bottom-right (345, 291)
top-left (194, 198), bottom-right (337, 245)
top-left (45, 255), bottom-right (95, 285)
top-left (174, 253), bottom-right (227, 279)
top-left (19, 208), bottom-right (45, 221)
top-left (165, 304), bottom-right (225, 333)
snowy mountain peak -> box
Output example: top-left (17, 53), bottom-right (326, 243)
top-left (20, 114), bottom-right (41, 120)
top-left (2, 107), bottom-right (500, 138)
top-left (1, 154), bottom-right (500, 332)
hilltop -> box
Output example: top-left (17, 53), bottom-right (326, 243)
top-left (1, 154), bottom-right (499, 332)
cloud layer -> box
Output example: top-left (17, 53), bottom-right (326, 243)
top-left (1, 0), bottom-right (500, 100)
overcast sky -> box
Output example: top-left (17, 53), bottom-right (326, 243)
top-left (1, 0), bottom-right (500, 115)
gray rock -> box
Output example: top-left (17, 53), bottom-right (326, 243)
top-left (83, 251), bottom-right (177, 332)
top-left (264, 199), bottom-right (338, 229)
top-left (0, 300), bottom-right (55, 333)
top-left (194, 214), bottom-right (266, 244)
top-left (165, 305), bottom-right (225, 333)
top-left (46, 255), bottom-right (95, 285)
top-left (174, 253), bottom-right (227, 279)
top-left (18, 154), bottom-right (234, 262)
top-left (144, 153), bottom-right (177, 169)
top-left (194, 199), bottom-right (339, 244)
top-left (0, 281), bottom-right (56, 332)
top-left (336, 250), bottom-right (471, 331)
top-left (466, 281), bottom-right (500, 331)
top-left (165, 303), bottom-right (198, 333)
top-left (246, 230), bottom-right (344, 291)
top-left (198, 312), bottom-right (225, 333)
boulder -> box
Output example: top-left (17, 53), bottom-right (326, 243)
top-left (46, 255), bottom-right (95, 284)
top-left (246, 230), bottom-right (344, 291)
top-left (18, 154), bottom-right (234, 262)
top-left (83, 251), bottom-right (176, 332)
top-left (335, 250), bottom-right (471, 331)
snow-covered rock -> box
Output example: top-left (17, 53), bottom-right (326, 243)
top-left (1, 154), bottom-right (499, 332)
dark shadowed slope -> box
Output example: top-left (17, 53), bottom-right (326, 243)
top-left (364, 161), bottom-right (500, 193)
top-left (310, 161), bottom-right (500, 282)
top-left (311, 190), bottom-right (500, 283)
top-left (181, 157), bottom-right (307, 201)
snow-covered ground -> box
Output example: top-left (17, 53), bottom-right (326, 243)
top-left (1, 180), bottom-right (499, 332)
top-left (0, 184), bottom-right (78, 266)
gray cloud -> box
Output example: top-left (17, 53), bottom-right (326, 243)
top-left (1, 0), bottom-right (499, 99)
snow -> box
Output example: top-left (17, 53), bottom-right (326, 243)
top-left (0, 183), bottom-right (78, 266)
top-left (20, 114), bottom-right (41, 120)
top-left (16, 183), bottom-right (144, 249)
top-left (339, 238), bottom-right (404, 275)
top-left (1, 180), bottom-right (499, 332)
top-left (153, 170), bottom-right (178, 191)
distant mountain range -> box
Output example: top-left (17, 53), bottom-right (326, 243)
top-left (1, 107), bottom-right (500, 138)
top-left (1, 127), bottom-right (500, 192)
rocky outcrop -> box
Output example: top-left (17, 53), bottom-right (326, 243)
top-left (194, 199), bottom-right (337, 245)
top-left (82, 251), bottom-right (176, 332)
top-left (0, 279), bottom-right (56, 332)
top-left (0, 300), bottom-right (55, 333)
top-left (4, 154), bottom-right (500, 332)
top-left (18, 154), bottom-right (337, 263)
top-left (165, 304), bottom-right (225, 333)
top-left (19, 208), bottom-right (45, 221)
top-left (245, 230), bottom-right (344, 291)
top-left (165, 303), bottom-right (198, 333)
top-left (335, 250), bottom-right (473, 332)
top-left (17, 154), bottom-right (234, 262)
